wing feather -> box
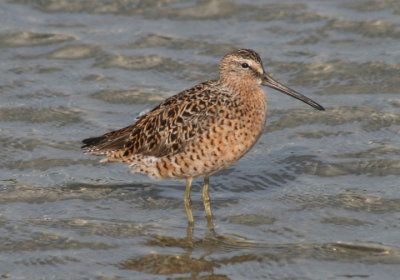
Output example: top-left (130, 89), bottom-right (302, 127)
top-left (81, 80), bottom-right (232, 160)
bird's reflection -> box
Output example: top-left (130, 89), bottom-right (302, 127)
top-left (120, 204), bottom-right (247, 279)
top-left (121, 226), bottom-right (227, 279)
top-left (119, 186), bottom-right (263, 279)
top-left (121, 199), bottom-right (218, 277)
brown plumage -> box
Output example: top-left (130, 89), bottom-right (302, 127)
top-left (82, 49), bottom-right (324, 225)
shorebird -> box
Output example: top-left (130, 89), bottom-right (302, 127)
top-left (82, 49), bottom-right (324, 225)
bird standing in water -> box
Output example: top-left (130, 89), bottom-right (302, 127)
top-left (82, 49), bottom-right (324, 225)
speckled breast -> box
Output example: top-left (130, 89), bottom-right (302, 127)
top-left (155, 89), bottom-right (267, 179)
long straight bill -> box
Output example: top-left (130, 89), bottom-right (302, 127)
top-left (262, 74), bottom-right (325, 111)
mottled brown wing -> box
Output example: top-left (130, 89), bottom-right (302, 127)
top-left (81, 80), bottom-right (230, 160)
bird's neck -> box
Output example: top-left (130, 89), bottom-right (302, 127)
top-left (220, 77), bottom-right (261, 95)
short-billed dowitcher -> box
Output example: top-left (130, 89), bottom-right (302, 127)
top-left (82, 49), bottom-right (324, 225)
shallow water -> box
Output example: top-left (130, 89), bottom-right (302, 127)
top-left (1, 0), bottom-right (400, 279)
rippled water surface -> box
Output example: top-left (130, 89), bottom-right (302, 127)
top-left (1, 0), bottom-right (400, 279)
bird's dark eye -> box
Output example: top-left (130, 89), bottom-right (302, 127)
top-left (241, 63), bottom-right (249, 68)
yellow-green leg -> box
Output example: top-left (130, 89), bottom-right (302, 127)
top-left (202, 176), bottom-right (215, 231)
top-left (184, 177), bottom-right (194, 225)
